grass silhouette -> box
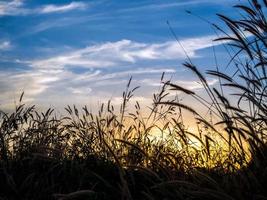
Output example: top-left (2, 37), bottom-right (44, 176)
top-left (1, 0), bottom-right (267, 199)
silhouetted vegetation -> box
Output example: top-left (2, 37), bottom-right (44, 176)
top-left (1, 0), bottom-right (267, 199)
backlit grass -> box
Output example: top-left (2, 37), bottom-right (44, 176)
top-left (1, 0), bottom-right (267, 199)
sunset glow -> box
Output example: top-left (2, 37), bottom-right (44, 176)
top-left (1, 1), bottom-right (267, 199)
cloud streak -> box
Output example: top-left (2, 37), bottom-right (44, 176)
top-left (175, 79), bottom-right (218, 90)
top-left (0, 1), bottom-right (87, 16)
top-left (0, 0), bottom-right (25, 16)
top-left (0, 41), bottom-right (11, 50)
top-left (30, 36), bottom-right (216, 70)
top-left (39, 2), bottom-right (87, 14)
top-left (0, 35), bottom-right (220, 110)
top-left (117, 0), bottom-right (237, 13)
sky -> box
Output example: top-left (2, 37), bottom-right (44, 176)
top-left (0, 0), bottom-right (241, 113)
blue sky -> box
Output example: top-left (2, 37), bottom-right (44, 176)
top-left (0, 0), bottom-right (240, 111)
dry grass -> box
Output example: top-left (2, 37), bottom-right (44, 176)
top-left (1, 0), bottom-right (267, 199)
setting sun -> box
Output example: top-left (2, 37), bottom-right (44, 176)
top-left (1, 0), bottom-right (267, 199)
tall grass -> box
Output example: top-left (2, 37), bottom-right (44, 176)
top-left (1, 0), bottom-right (267, 199)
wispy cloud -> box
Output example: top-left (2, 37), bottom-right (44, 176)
top-left (0, 35), bottom-right (219, 110)
top-left (118, 0), bottom-right (237, 13)
top-left (0, 41), bottom-right (11, 50)
top-left (0, 0), bottom-right (25, 16)
top-left (30, 36), bottom-right (216, 70)
top-left (25, 13), bottom-right (105, 35)
top-left (39, 2), bottom-right (87, 14)
top-left (0, 64), bottom-right (175, 110)
top-left (0, 1), bottom-right (87, 16)
top-left (0, 69), bottom-right (59, 109)
top-left (75, 68), bottom-right (176, 83)
top-left (175, 79), bottom-right (218, 90)
top-left (3, 70), bottom-right (60, 96)
top-left (138, 78), bottom-right (218, 90)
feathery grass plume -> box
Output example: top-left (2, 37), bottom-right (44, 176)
top-left (0, 0), bottom-right (267, 199)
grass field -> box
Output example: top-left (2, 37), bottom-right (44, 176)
top-left (1, 0), bottom-right (267, 199)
